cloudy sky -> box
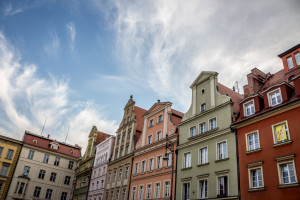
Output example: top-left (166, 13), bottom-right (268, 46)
top-left (0, 0), bottom-right (299, 151)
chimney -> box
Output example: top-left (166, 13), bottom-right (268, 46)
top-left (157, 99), bottom-right (160, 103)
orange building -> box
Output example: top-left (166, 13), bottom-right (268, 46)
top-left (129, 100), bottom-right (183, 200)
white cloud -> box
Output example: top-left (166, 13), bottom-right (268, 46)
top-left (66, 22), bottom-right (76, 51)
top-left (44, 31), bottom-right (60, 57)
top-left (4, 4), bottom-right (23, 16)
top-left (0, 31), bottom-right (118, 152)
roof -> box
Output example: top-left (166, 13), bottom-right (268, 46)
top-left (134, 106), bottom-right (147, 132)
top-left (95, 131), bottom-right (112, 145)
top-left (23, 131), bottom-right (81, 158)
top-left (217, 83), bottom-right (244, 114)
top-left (0, 134), bottom-right (23, 144)
top-left (278, 43), bottom-right (300, 57)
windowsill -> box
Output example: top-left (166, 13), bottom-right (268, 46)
top-left (181, 167), bottom-right (192, 171)
top-left (156, 121), bottom-right (163, 125)
top-left (215, 158), bottom-right (229, 163)
top-left (147, 170), bottom-right (154, 174)
top-left (133, 173), bottom-right (139, 177)
top-left (248, 187), bottom-right (266, 192)
top-left (197, 162), bottom-right (209, 167)
top-left (140, 172), bottom-right (145, 175)
top-left (188, 127), bottom-right (219, 140)
top-left (155, 168), bottom-right (162, 171)
top-left (278, 183), bottom-right (299, 188)
top-left (148, 125), bottom-right (154, 129)
top-left (164, 165), bottom-right (171, 169)
top-left (246, 148), bottom-right (262, 154)
top-left (273, 140), bottom-right (292, 147)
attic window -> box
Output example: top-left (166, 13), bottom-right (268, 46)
top-left (287, 56), bottom-right (294, 69)
top-left (33, 139), bottom-right (38, 143)
top-left (50, 142), bottom-right (59, 150)
top-left (70, 150), bottom-right (74, 154)
top-left (202, 89), bottom-right (205, 94)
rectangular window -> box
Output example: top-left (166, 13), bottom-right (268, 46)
top-left (295, 52), bottom-right (300, 66)
top-left (199, 123), bottom-right (206, 134)
top-left (268, 89), bottom-right (282, 106)
top-left (68, 161), bottom-right (74, 169)
top-left (23, 166), bottom-right (30, 176)
top-left (182, 182), bottom-right (190, 200)
top-left (33, 186), bottom-right (41, 197)
top-left (155, 182), bottom-right (160, 198)
top-left (134, 163), bottom-right (139, 175)
top-left (126, 146), bottom-right (129, 154)
top-left (250, 168), bottom-right (263, 188)
top-left (54, 157), bottom-right (60, 166)
top-left (157, 156), bottom-right (162, 169)
top-left (122, 188), bottom-right (126, 200)
top-left (0, 165), bottom-right (9, 176)
top-left (64, 176), bottom-right (71, 185)
top-left (148, 135), bottom-right (152, 144)
top-left (132, 186), bottom-right (136, 200)
top-left (61, 192), bottom-right (67, 200)
top-left (165, 153), bottom-right (172, 167)
top-left (184, 152), bottom-right (191, 168)
top-left (199, 179), bottom-right (207, 199)
top-left (217, 141), bottom-right (227, 160)
top-left (149, 119), bottom-right (154, 127)
top-left (158, 115), bottom-right (163, 123)
top-left (28, 150), bottom-right (34, 159)
top-left (218, 176), bottom-right (228, 197)
top-left (45, 189), bottom-right (53, 199)
top-left (113, 171), bottom-right (116, 182)
top-left (18, 182), bottom-right (25, 194)
top-left (116, 190), bottom-right (120, 200)
top-left (101, 180), bottom-right (104, 188)
top-left (43, 154), bottom-right (50, 163)
top-left (108, 173), bottom-right (111, 183)
top-left (157, 131), bottom-right (162, 141)
top-left (287, 56), bottom-right (294, 69)
top-left (146, 184), bottom-right (152, 199)
top-left (138, 185), bottom-right (144, 200)
top-left (50, 172), bottom-right (56, 182)
top-left (119, 169), bottom-right (123, 181)
top-left (128, 132), bottom-right (131, 139)
top-left (272, 121), bottom-right (290, 144)
top-left (201, 103), bottom-right (206, 112)
top-left (247, 132), bottom-right (260, 151)
top-left (244, 100), bottom-right (255, 116)
top-left (149, 158), bottom-right (154, 171)
top-left (38, 170), bottom-right (45, 179)
top-left (209, 118), bottom-right (217, 130)
top-left (279, 162), bottom-right (296, 184)
top-left (190, 126), bottom-right (196, 137)
top-left (125, 167), bottom-right (129, 179)
top-left (199, 147), bottom-right (208, 164)
top-left (110, 191), bottom-right (114, 200)
top-left (0, 147), bottom-right (3, 157)
top-left (141, 160), bottom-right (146, 173)
top-left (164, 181), bottom-right (170, 198)
top-left (6, 149), bottom-right (14, 160)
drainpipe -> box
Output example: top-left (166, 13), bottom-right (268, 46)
top-left (232, 127), bottom-right (241, 200)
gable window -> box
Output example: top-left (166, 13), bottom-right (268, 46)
top-left (218, 176), bottom-right (228, 197)
top-left (182, 182), bottom-right (190, 200)
top-left (157, 131), bottom-right (162, 141)
top-left (157, 156), bottom-right (162, 169)
top-left (164, 181), bottom-right (170, 198)
top-left (295, 52), bottom-right (300, 66)
top-left (138, 185), bottom-right (144, 200)
top-left (272, 121), bottom-right (290, 144)
top-left (141, 160), bottom-right (146, 173)
top-left (268, 89), bottom-right (282, 106)
top-left (183, 152), bottom-right (191, 168)
top-left (278, 161), bottom-right (297, 185)
top-left (199, 179), bottom-right (207, 199)
top-left (190, 126), bottom-right (196, 137)
top-left (287, 56), bottom-right (294, 69)
top-left (244, 100), bottom-right (255, 116)
top-left (125, 166), bottom-right (129, 179)
top-left (158, 115), bottom-right (163, 123)
top-left (50, 172), bottom-right (56, 182)
top-left (28, 150), bottom-right (35, 160)
top-left (38, 170), bottom-right (45, 179)
top-left (23, 166), bottom-right (30, 176)
top-left (199, 123), bottom-right (206, 134)
top-left (43, 154), bottom-right (49, 163)
top-left (201, 103), bottom-right (206, 112)
top-left (146, 184), bottom-right (152, 199)
top-left (249, 168), bottom-right (263, 188)
top-left (54, 157), bottom-right (60, 166)
top-left (217, 141), bottom-right (227, 160)
top-left (134, 163), bottom-right (139, 175)
top-left (209, 118), bottom-right (217, 130)
top-left (6, 149), bottom-right (14, 160)
top-left (155, 182), bottom-right (160, 198)
top-left (199, 147), bottom-right (208, 165)
top-left (149, 158), bottom-right (154, 171)
top-left (33, 186), bottom-right (41, 197)
top-left (149, 119), bottom-right (154, 127)
top-left (148, 135), bottom-right (152, 145)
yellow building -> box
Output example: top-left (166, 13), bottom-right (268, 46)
top-left (0, 135), bottom-right (22, 200)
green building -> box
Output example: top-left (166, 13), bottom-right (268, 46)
top-left (176, 72), bottom-right (242, 200)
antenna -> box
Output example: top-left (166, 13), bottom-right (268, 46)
top-left (65, 124), bottom-right (70, 143)
top-left (233, 81), bottom-right (240, 93)
top-left (41, 117), bottom-right (47, 135)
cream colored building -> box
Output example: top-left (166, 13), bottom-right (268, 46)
top-left (6, 131), bottom-right (81, 200)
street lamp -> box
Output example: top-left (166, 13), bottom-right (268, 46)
top-left (163, 134), bottom-right (175, 200)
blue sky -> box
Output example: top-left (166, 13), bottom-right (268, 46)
top-left (0, 0), bottom-right (299, 150)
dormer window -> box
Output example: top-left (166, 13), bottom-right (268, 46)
top-left (33, 139), bottom-right (38, 143)
top-left (201, 103), bottom-right (206, 112)
top-left (295, 52), bottom-right (300, 66)
top-left (287, 56), bottom-right (294, 69)
top-left (244, 100), bottom-right (255, 116)
top-left (268, 89), bottom-right (282, 107)
top-left (50, 142), bottom-right (59, 150)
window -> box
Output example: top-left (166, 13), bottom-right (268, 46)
top-left (247, 132), bottom-right (260, 151)
top-left (155, 182), bottom-right (160, 198)
top-left (158, 115), bottom-right (163, 123)
top-left (165, 153), bottom-right (172, 167)
top-left (157, 131), bottom-right (162, 141)
top-left (68, 161), bottom-right (74, 169)
top-left (6, 149), bottom-right (14, 159)
top-left (131, 186), bottom-right (136, 200)
top-left (199, 179), bottom-right (207, 199)
top-left (38, 170), bottom-right (45, 179)
top-left (149, 158), bottom-right (154, 171)
top-left (146, 184), bottom-right (152, 199)
top-left (272, 121), bottom-right (290, 144)
top-left (61, 192), bottom-right (67, 200)
top-left (23, 166), bottom-right (30, 176)
top-left (54, 157), bottom-right (60, 166)
top-left (122, 134), bottom-right (125, 142)
top-left (116, 190), bottom-right (120, 200)
top-left (201, 103), bottom-right (206, 112)
top-left (199, 147), bottom-right (208, 164)
top-left (279, 162), bottom-right (297, 184)
top-left (157, 156), bottom-right (162, 169)
top-left (182, 182), bottom-right (190, 200)
top-left (119, 169), bottom-right (123, 181)
top-left (164, 181), bottom-right (170, 198)
top-left (45, 189), bottom-right (53, 199)
top-left (122, 188), bottom-right (126, 200)
top-left (190, 126), bottom-right (196, 137)
top-left (295, 52), bottom-right (300, 66)
top-left (141, 161), bottom-right (146, 173)
top-left (91, 183), bottom-right (94, 191)
top-left (50, 142), bottom-right (59, 150)
top-left (125, 167), bottom-right (129, 179)
top-left (134, 163), bottom-right (139, 175)
top-left (217, 141), bottom-right (227, 160)
top-left (108, 173), bottom-right (111, 183)
top-left (110, 191), bottom-right (114, 200)
top-left (138, 185), bottom-right (144, 200)
top-left (33, 186), bottom-right (41, 197)
top-left (209, 118), bottom-right (217, 130)
top-left (43, 154), bottom-right (49, 163)
top-left (148, 135), bottom-right (152, 144)
top-left (128, 132), bottom-right (131, 139)
top-left (268, 89), bottom-right (282, 106)
top-left (244, 100), bottom-right (255, 116)
top-left (28, 150), bottom-right (35, 159)
top-left (18, 182), bottom-right (25, 194)
top-left (202, 89), bottom-right (205, 94)
top-left (101, 180), bottom-right (104, 188)
top-left (0, 147), bottom-right (3, 157)
top-left (199, 123), bottom-right (206, 134)
top-left (126, 146), bottom-right (129, 154)
top-left (287, 56), bottom-right (294, 69)
top-left (184, 152), bottom-right (191, 168)
top-left (250, 168), bottom-right (263, 188)
top-left (218, 176), bottom-right (228, 197)
top-left (96, 181), bottom-right (99, 189)
top-left (50, 172), bottom-right (56, 182)
top-left (149, 119), bottom-right (154, 127)
top-left (0, 165), bottom-right (9, 176)
top-left (113, 171), bottom-right (116, 182)
top-left (64, 176), bottom-right (71, 185)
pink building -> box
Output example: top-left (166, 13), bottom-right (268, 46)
top-left (88, 135), bottom-right (115, 200)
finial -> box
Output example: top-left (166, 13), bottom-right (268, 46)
top-left (130, 95), bottom-right (133, 99)
top-left (157, 99), bottom-right (160, 103)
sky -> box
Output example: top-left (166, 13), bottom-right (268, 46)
top-left (0, 0), bottom-right (299, 152)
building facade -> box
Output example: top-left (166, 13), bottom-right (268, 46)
top-left (73, 126), bottom-right (111, 200)
top-left (0, 135), bottom-right (22, 200)
top-left (176, 72), bottom-right (242, 200)
top-left (87, 135), bottom-right (115, 200)
top-left (129, 100), bottom-right (183, 200)
top-left (104, 96), bottom-right (146, 200)
top-left (6, 131), bottom-right (81, 200)
top-left (233, 44), bottom-right (300, 199)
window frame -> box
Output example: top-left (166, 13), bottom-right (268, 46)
top-left (199, 122), bottom-right (206, 134)
top-left (216, 175), bottom-right (229, 197)
top-left (190, 126), bottom-right (196, 137)
top-left (182, 181), bottom-right (191, 200)
top-left (156, 130), bottom-right (162, 141)
top-left (134, 162), bottom-right (139, 175)
top-left (267, 88), bottom-right (283, 107)
top-left (243, 99), bottom-right (255, 116)
top-left (158, 114), bottom-right (163, 123)
top-left (183, 152), bottom-right (191, 169)
top-left (148, 157), bottom-right (154, 171)
top-left (209, 117), bottom-right (217, 130)
top-left (149, 119), bottom-right (154, 127)
top-left (216, 140), bottom-right (228, 160)
top-left (38, 169), bottom-right (46, 179)
top-left (245, 131), bottom-right (261, 152)
top-left (146, 183), bottom-right (152, 200)
top-left (286, 56), bottom-right (294, 69)
top-left (199, 146), bottom-right (208, 165)
top-left (33, 186), bottom-right (41, 197)
top-left (271, 120), bottom-right (291, 145)
top-left (6, 149), bottom-right (14, 160)
top-left (154, 181), bottom-right (161, 199)
top-left (201, 103), bottom-right (206, 112)
top-left (248, 166), bottom-right (264, 189)
top-left (148, 135), bottom-right (153, 145)
top-left (141, 160), bottom-right (146, 174)
top-left (295, 52), bottom-right (300, 66)
top-left (198, 178), bottom-right (208, 199)
top-left (28, 150), bottom-right (35, 160)
top-left (157, 155), bottom-right (163, 169)
top-left (164, 180), bottom-right (171, 198)
top-left (276, 159), bottom-right (298, 185)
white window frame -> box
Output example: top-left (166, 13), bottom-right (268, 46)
top-left (141, 160), bottom-right (146, 173)
top-left (216, 141), bottom-right (227, 160)
top-left (157, 155), bottom-right (162, 169)
top-left (134, 162), bottom-right (139, 175)
top-left (287, 56), bottom-right (294, 69)
top-left (149, 119), bottom-right (154, 127)
top-left (199, 146), bottom-right (208, 165)
top-left (125, 166), bottom-right (129, 179)
top-left (131, 186), bottom-right (137, 200)
top-left (148, 135), bottom-right (153, 145)
top-left (201, 103), bottom-right (206, 112)
top-left (146, 183), bottom-right (152, 199)
top-left (190, 126), bottom-right (196, 137)
top-left (243, 99), bottom-right (255, 116)
top-left (118, 168), bottom-right (123, 181)
top-left (198, 178), bottom-right (208, 199)
top-left (295, 52), bottom-right (300, 66)
top-left (248, 166), bottom-right (264, 189)
top-left (271, 120), bottom-right (291, 145)
top-left (164, 152), bottom-right (172, 167)
top-left (158, 114), bottom-right (163, 123)
top-left (277, 160), bottom-right (298, 185)
top-left (199, 122), bottom-right (206, 134)
top-left (148, 157), bottom-right (154, 171)
top-left (138, 184), bottom-right (144, 200)
top-left (183, 152), bottom-right (191, 168)
top-left (156, 130), bottom-right (162, 141)
top-left (267, 88), bottom-right (282, 107)
top-left (216, 175), bottom-right (229, 197)
top-left (182, 181), bottom-right (191, 200)
top-left (209, 117), bottom-right (217, 130)
top-left (164, 180), bottom-right (171, 198)
top-left (245, 131), bottom-right (261, 152)
top-left (154, 181), bottom-right (161, 198)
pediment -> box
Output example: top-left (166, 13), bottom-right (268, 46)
top-left (190, 71), bottom-right (218, 88)
top-left (144, 102), bottom-right (170, 116)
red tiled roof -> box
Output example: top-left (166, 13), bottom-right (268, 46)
top-left (23, 131), bottom-right (81, 158)
top-left (217, 83), bottom-right (244, 114)
top-left (95, 131), bottom-right (112, 145)
top-left (171, 109), bottom-right (183, 127)
top-left (134, 106), bottom-right (147, 132)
